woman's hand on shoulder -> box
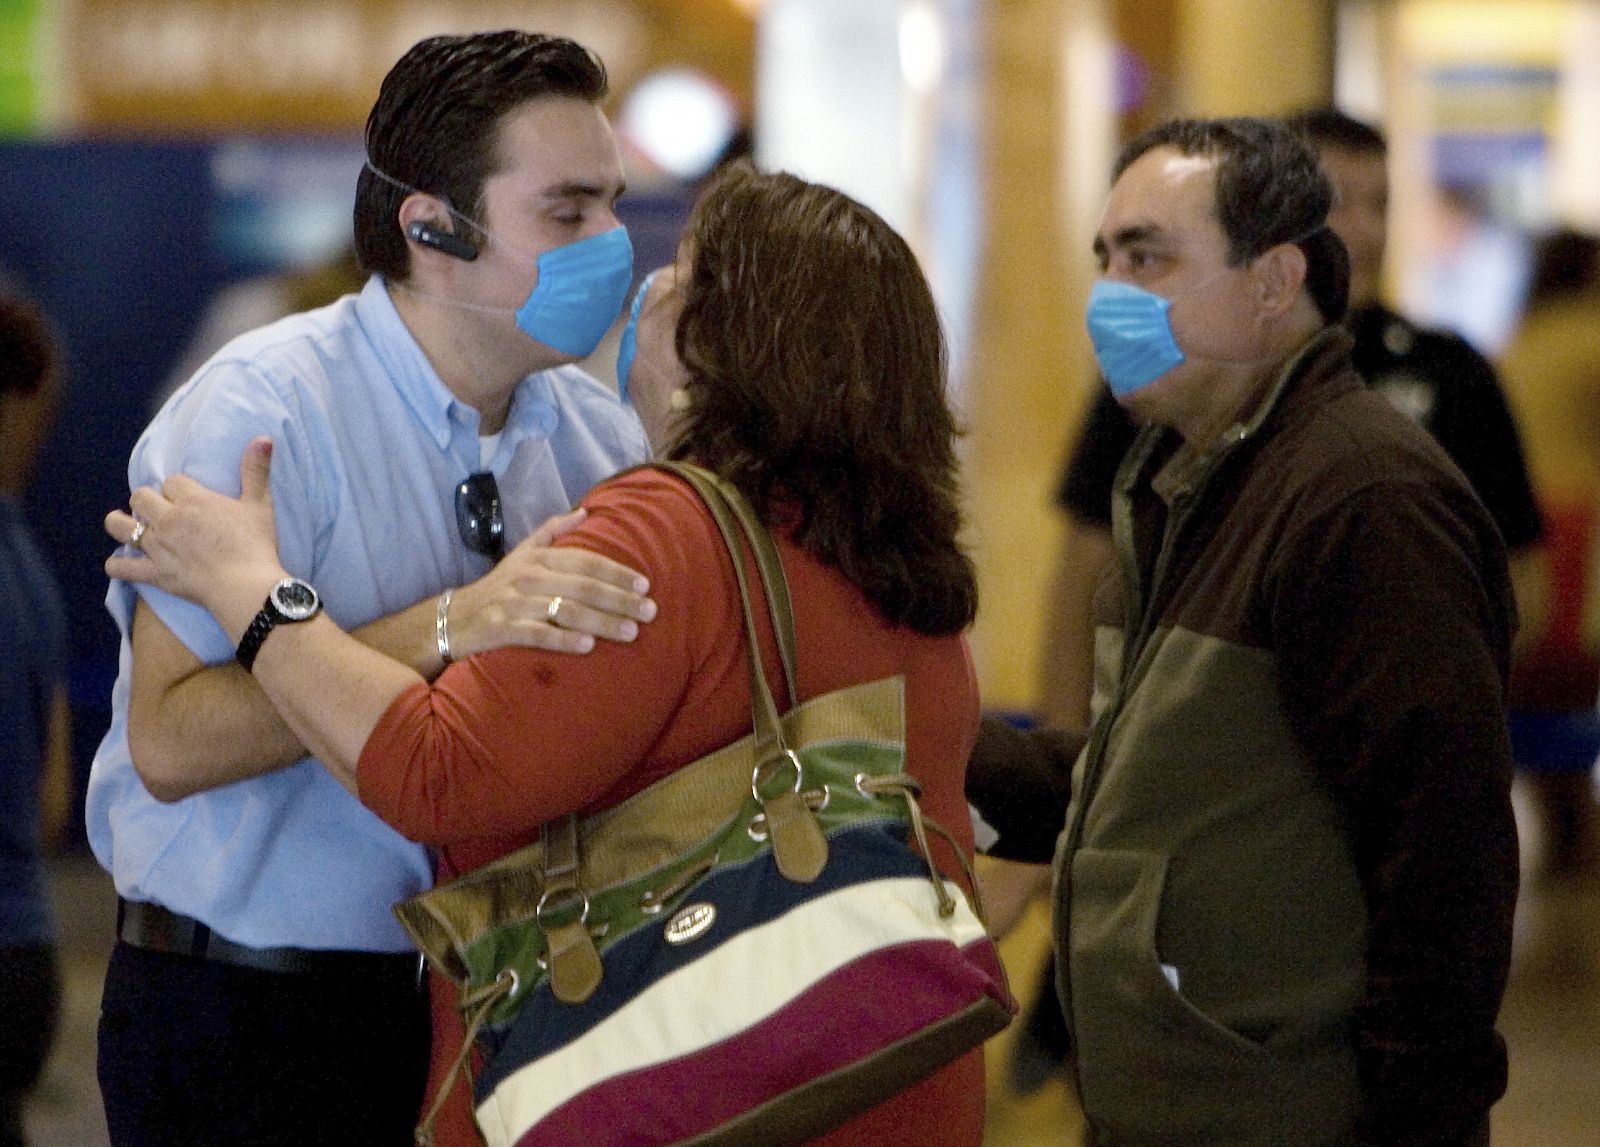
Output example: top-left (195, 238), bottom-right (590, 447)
top-left (443, 509), bottom-right (659, 660)
top-left (105, 436), bottom-right (288, 621)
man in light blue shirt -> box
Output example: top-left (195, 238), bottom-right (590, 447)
top-left (88, 32), bottom-right (654, 1147)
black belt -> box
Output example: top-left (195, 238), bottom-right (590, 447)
top-left (117, 898), bottom-right (423, 981)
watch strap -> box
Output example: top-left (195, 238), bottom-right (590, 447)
top-left (234, 579), bottom-right (320, 673)
top-left (235, 598), bottom-right (281, 673)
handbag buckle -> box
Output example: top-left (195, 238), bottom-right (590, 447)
top-left (751, 749), bottom-right (828, 882)
top-left (535, 886), bottom-right (590, 929)
top-left (748, 786), bottom-right (830, 841)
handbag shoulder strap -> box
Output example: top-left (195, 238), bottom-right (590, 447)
top-left (648, 461), bottom-right (827, 883)
top-left (648, 461), bottom-right (796, 744)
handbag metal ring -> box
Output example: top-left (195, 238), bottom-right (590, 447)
top-left (496, 967), bottom-right (521, 1001)
top-left (752, 749), bottom-right (805, 804)
top-left (535, 886), bottom-right (590, 928)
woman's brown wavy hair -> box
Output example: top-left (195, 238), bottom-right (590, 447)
top-left (667, 163), bottom-right (976, 636)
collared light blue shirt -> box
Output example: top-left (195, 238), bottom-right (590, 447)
top-left (86, 276), bottom-right (648, 952)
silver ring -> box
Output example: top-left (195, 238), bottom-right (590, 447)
top-left (128, 518), bottom-right (147, 549)
top-left (546, 595), bottom-right (564, 626)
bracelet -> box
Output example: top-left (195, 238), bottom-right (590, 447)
top-left (436, 588), bottom-right (455, 666)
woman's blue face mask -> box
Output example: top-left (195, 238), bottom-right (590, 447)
top-left (615, 269), bottom-right (661, 404)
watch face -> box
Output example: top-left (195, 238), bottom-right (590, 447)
top-left (271, 578), bottom-right (321, 621)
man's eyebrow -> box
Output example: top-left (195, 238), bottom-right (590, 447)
top-left (1107, 224), bottom-right (1164, 250)
top-left (543, 180), bottom-right (625, 203)
top-left (1092, 223), bottom-right (1166, 263)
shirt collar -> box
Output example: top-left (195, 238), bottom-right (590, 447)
top-left (502, 369), bottom-right (561, 445)
top-left (354, 276), bottom-right (457, 451)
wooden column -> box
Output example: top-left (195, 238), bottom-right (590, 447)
top-left (963, 0), bottom-right (1110, 711)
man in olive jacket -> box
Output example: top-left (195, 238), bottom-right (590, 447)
top-left (971, 117), bottom-right (1516, 1146)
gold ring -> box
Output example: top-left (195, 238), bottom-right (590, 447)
top-left (128, 518), bottom-right (147, 548)
top-left (546, 595), bottom-right (564, 626)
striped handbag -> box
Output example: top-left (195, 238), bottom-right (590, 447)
top-left (394, 462), bottom-right (1014, 1147)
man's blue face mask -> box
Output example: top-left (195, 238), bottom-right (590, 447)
top-left (1084, 279), bottom-right (1186, 397)
top-left (517, 227), bottom-right (635, 358)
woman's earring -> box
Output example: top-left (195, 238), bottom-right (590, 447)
top-left (668, 388), bottom-right (691, 411)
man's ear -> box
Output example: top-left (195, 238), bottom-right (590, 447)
top-left (1251, 242), bottom-right (1309, 320)
top-left (397, 192), bottom-right (478, 264)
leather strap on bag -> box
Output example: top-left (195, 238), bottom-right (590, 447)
top-left (539, 815), bottom-right (603, 1004)
top-left (657, 462), bottom-right (828, 883)
top-left (535, 462), bottom-right (830, 1000)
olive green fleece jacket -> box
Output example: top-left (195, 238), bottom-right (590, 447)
top-left (971, 329), bottom-right (1517, 1147)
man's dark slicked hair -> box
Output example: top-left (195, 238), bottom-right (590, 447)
top-left (354, 31), bottom-right (608, 282)
top-left (1114, 116), bottom-right (1351, 324)
top-left (1285, 107), bottom-right (1388, 157)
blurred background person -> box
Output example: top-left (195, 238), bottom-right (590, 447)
top-left (1296, 108), bottom-right (1548, 653)
top-left (1498, 225), bottom-right (1600, 879)
top-left (0, 291), bottom-right (71, 1147)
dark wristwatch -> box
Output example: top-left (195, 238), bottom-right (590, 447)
top-left (235, 577), bottom-right (322, 672)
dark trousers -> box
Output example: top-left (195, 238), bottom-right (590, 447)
top-left (0, 944), bottom-right (61, 1147)
top-left (98, 940), bottom-right (429, 1147)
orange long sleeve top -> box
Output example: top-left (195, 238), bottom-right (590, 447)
top-left (358, 467), bottom-right (985, 1147)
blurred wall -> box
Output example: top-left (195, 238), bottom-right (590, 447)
top-left (55, 0), bottom-right (752, 133)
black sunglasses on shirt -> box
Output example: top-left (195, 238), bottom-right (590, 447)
top-left (454, 472), bottom-right (505, 561)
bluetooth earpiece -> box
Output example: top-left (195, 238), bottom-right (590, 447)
top-left (406, 220), bottom-right (479, 262)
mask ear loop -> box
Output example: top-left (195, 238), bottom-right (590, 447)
top-left (365, 161), bottom-right (536, 320)
top-left (365, 161), bottom-right (543, 268)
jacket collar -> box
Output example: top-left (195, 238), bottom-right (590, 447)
top-left (1122, 326), bottom-right (1358, 505)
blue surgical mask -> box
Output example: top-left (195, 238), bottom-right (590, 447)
top-left (615, 269), bottom-right (659, 404)
top-left (516, 226), bottom-right (635, 357)
top-left (1085, 280), bottom-right (1186, 397)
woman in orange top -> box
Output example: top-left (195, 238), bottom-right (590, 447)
top-left (106, 164), bottom-right (987, 1146)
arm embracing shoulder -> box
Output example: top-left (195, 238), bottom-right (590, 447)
top-left (128, 599), bottom-right (310, 800)
top-left (122, 363), bottom-right (327, 798)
